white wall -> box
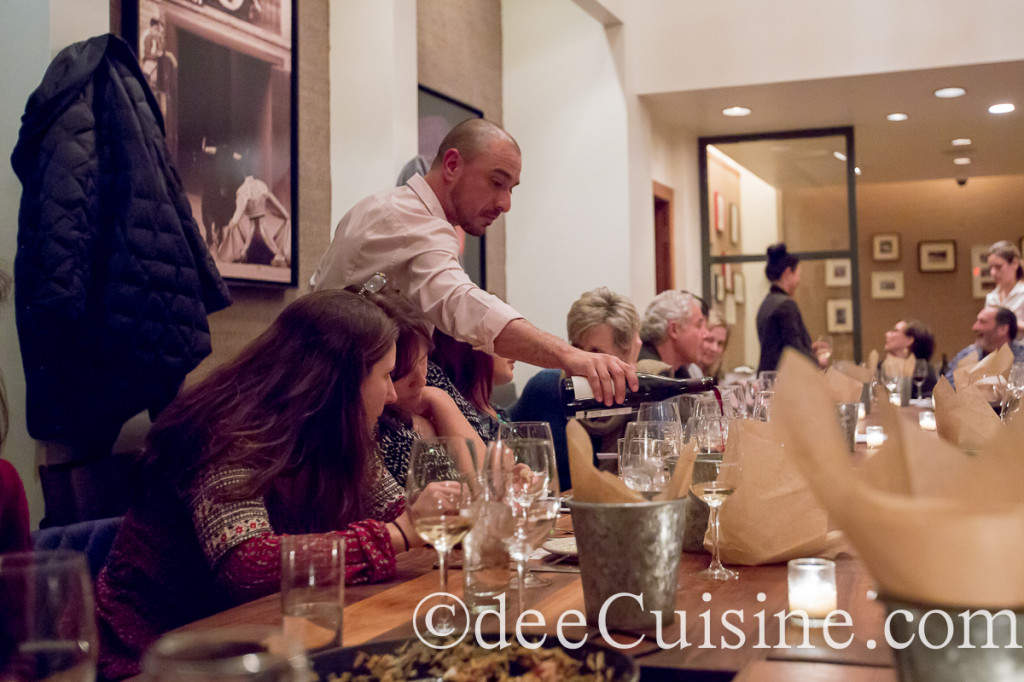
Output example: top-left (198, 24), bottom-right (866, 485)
top-left (621, 0), bottom-right (1024, 95)
top-left (0, 0), bottom-right (109, 528)
top-left (738, 169), bottom-right (779, 368)
top-left (503, 0), bottom-right (632, 387)
top-left (329, 0), bottom-right (418, 236)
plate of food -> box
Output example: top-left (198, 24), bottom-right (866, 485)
top-left (310, 637), bottom-right (638, 681)
top-left (542, 537), bottom-right (578, 557)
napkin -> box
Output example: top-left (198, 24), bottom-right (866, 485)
top-left (707, 420), bottom-right (845, 565)
top-left (951, 351), bottom-right (981, 390)
top-left (831, 360), bottom-right (873, 385)
top-left (867, 349), bottom-right (879, 374)
top-left (955, 344), bottom-right (1012, 389)
top-left (775, 349), bottom-right (1024, 609)
top-left (824, 366), bottom-right (865, 404)
top-left (565, 419), bottom-right (696, 503)
top-left (882, 353), bottom-right (915, 377)
top-left (932, 376), bottom-right (1003, 452)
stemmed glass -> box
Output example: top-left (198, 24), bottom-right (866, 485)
top-left (637, 400), bottom-right (682, 424)
top-left (1000, 363), bottom-right (1024, 421)
top-left (912, 360), bottom-right (930, 400)
top-left (690, 461), bottom-right (742, 580)
top-left (405, 437), bottom-right (477, 637)
top-left (619, 421), bottom-right (677, 499)
top-left (0, 551), bottom-right (98, 682)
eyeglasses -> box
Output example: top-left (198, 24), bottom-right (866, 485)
top-left (357, 272), bottom-right (388, 297)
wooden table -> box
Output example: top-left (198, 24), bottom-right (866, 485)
top-left (173, 545), bottom-right (896, 680)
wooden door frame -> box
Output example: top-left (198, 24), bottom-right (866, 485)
top-left (653, 180), bottom-right (675, 292)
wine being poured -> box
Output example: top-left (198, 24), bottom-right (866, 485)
top-left (561, 372), bottom-right (717, 420)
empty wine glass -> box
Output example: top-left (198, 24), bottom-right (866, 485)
top-left (619, 422), bottom-right (675, 499)
top-left (690, 461), bottom-right (742, 580)
top-left (0, 551), bottom-right (98, 682)
top-left (912, 360), bottom-right (930, 400)
top-left (497, 422), bottom-right (558, 590)
top-left (757, 370), bottom-right (778, 391)
top-left (1002, 363), bottom-right (1024, 421)
top-left (405, 437), bottom-right (477, 637)
top-left (637, 400), bottom-right (682, 424)
top-left (752, 391), bottom-right (774, 423)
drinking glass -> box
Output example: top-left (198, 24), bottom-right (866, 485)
top-left (461, 442), bottom-right (515, 615)
top-left (280, 535), bottom-right (343, 651)
top-left (141, 626), bottom-right (308, 682)
top-left (697, 416), bottom-right (729, 456)
top-left (619, 423), bottom-right (675, 500)
top-left (498, 422), bottom-right (559, 590)
top-left (405, 437), bottom-right (477, 637)
top-left (0, 551), bottom-right (98, 682)
top-left (757, 370), bottom-right (778, 391)
top-left (690, 461), bottom-right (742, 580)
top-left (752, 390), bottom-right (773, 423)
top-left (1002, 363), bottom-right (1024, 421)
top-left (637, 400), bottom-right (682, 424)
top-left (912, 360), bottom-right (930, 400)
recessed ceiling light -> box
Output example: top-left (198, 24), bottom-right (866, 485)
top-left (854, 167), bottom-right (862, 175)
top-left (951, 138), bottom-right (972, 146)
top-left (953, 157), bottom-right (971, 165)
top-left (934, 87), bottom-right (966, 98)
top-left (989, 103), bottom-right (1016, 114)
top-left (833, 151), bottom-right (847, 161)
top-left (886, 113), bottom-right (908, 121)
top-left (722, 106), bottom-right (751, 117)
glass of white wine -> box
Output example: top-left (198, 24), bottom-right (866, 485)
top-left (405, 437), bottom-right (478, 637)
top-left (690, 461), bottom-right (742, 580)
top-left (0, 551), bottom-right (98, 682)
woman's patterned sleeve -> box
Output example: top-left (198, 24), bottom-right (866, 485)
top-left (215, 520), bottom-right (398, 604)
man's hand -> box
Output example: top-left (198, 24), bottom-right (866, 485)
top-left (563, 347), bottom-right (639, 406)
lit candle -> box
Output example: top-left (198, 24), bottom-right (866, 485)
top-left (857, 403), bottom-right (866, 420)
top-left (889, 391), bottom-right (901, 406)
top-left (788, 558), bottom-right (837, 627)
top-left (919, 410), bottom-right (937, 431)
top-left (865, 425), bottom-right (884, 448)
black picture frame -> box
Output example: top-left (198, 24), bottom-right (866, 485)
top-left (121, 0), bottom-right (298, 287)
top-left (415, 86), bottom-right (486, 288)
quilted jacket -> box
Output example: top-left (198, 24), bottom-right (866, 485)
top-left (11, 34), bottom-right (232, 443)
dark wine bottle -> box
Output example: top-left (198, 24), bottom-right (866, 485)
top-left (561, 372), bottom-right (716, 419)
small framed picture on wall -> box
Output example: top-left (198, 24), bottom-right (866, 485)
top-left (825, 259), bottom-right (852, 287)
top-left (918, 240), bottom-right (957, 272)
top-left (873, 234), bottom-right (900, 261)
top-left (826, 299), bottom-right (854, 333)
top-left (871, 271), bottom-right (905, 299)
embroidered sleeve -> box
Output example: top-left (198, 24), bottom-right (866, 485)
top-left (185, 465), bottom-right (273, 566)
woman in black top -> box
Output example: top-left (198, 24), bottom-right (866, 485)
top-left (756, 243), bottom-right (829, 372)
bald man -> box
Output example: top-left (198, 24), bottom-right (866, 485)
top-left (311, 119), bottom-right (635, 404)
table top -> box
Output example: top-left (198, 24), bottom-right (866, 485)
top-left (172, 544), bottom-right (896, 679)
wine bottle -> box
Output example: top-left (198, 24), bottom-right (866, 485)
top-left (561, 372), bottom-right (716, 419)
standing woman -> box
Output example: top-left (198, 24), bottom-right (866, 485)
top-left (95, 291), bottom-right (440, 680)
top-left (756, 243), bottom-right (829, 372)
top-left (986, 240), bottom-right (1024, 328)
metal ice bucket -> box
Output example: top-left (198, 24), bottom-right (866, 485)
top-left (568, 499), bottom-right (687, 630)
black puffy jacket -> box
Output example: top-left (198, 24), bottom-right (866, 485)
top-left (11, 34), bottom-right (232, 443)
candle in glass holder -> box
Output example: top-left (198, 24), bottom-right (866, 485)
top-left (889, 390), bottom-right (901, 406)
top-left (857, 403), bottom-right (866, 420)
top-left (865, 425), bottom-right (884, 448)
top-left (788, 558), bottom-right (837, 627)
top-left (918, 410), bottom-right (937, 431)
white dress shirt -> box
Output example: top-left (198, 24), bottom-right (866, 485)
top-left (985, 280), bottom-right (1024, 330)
top-left (310, 175), bottom-right (521, 354)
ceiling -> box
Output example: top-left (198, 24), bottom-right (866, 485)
top-left (643, 60), bottom-right (1024, 187)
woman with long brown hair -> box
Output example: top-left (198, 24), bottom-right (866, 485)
top-left (95, 290), bottom-right (437, 679)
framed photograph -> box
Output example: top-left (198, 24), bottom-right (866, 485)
top-left (970, 244), bottom-right (995, 299)
top-left (416, 86), bottom-right (485, 287)
top-left (733, 272), bottom-right (745, 304)
top-left (873, 234), bottom-right (900, 261)
top-left (825, 259), bottom-right (852, 287)
top-left (122, 0), bottom-right (297, 286)
top-left (729, 203), bottom-right (740, 244)
top-left (918, 240), bottom-right (957, 272)
top-left (714, 192), bottom-right (725, 233)
top-left (713, 272), bottom-right (726, 302)
top-left (826, 299), bottom-right (854, 334)
top-left (871, 271), bottom-right (905, 299)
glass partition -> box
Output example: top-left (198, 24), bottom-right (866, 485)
top-left (700, 127), bottom-right (860, 365)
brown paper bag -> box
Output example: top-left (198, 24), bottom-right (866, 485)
top-left (705, 420), bottom-right (846, 565)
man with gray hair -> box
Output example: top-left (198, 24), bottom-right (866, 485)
top-left (638, 290), bottom-right (709, 379)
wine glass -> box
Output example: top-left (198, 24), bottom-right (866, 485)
top-left (690, 461), bottom-right (742, 580)
top-left (637, 400), bottom-right (682, 424)
top-left (497, 422), bottom-right (558, 590)
top-left (757, 370), bottom-right (778, 391)
top-left (1001, 363), bottom-right (1024, 421)
top-left (405, 437), bottom-right (477, 637)
top-left (752, 390), bottom-right (773, 423)
top-left (0, 551), bottom-right (98, 682)
top-left (912, 359), bottom-right (930, 400)
top-left (619, 422), bottom-right (675, 499)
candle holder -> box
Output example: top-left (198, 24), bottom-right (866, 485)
top-left (918, 410), bottom-right (937, 431)
top-left (865, 425), bottom-right (885, 448)
top-left (787, 558), bottom-right (837, 628)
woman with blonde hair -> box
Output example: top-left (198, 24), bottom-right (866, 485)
top-left (698, 308), bottom-right (729, 381)
top-left (986, 240), bottom-right (1024, 328)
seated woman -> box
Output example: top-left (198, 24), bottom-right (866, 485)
top-left (883, 318), bottom-right (937, 396)
top-left (430, 331), bottom-right (515, 430)
top-left (511, 287), bottom-right (642, 489)
top-left (363, 287), bottom-right (486, 487)
top-left (696, 308), bottom-right (729, 382)
top-left (94, 291), bottom-right (438, 680)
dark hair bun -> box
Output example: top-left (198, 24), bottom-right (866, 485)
top-left (765, 243), bottom-right (799, 281)
top-left (767, 243), bottom-right (788, 262)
